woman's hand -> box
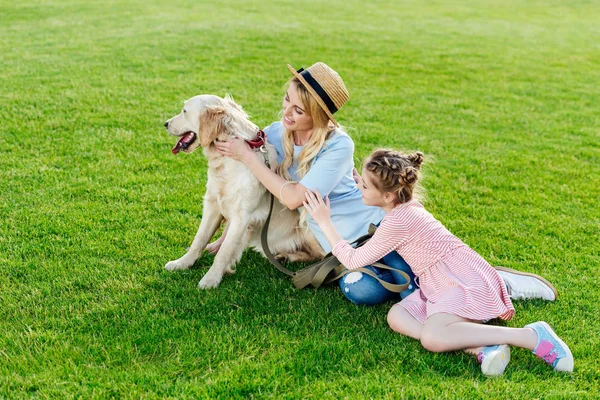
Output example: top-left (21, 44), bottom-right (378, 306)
top-left (303, 188), bottom-right (331, 226)
top-left (214, 138), bottom-right (252, 163)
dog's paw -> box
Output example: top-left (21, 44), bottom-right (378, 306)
top-left (224, 265), bottom-right (236, 275)
top-left (164, 258), bottom-right (194, 271)
top-left (198, 272), bottom-right (222, 289)
top-left (205, 241), bottom-right (222, 255)
top-left (274, 253), bottom-right (289, 263)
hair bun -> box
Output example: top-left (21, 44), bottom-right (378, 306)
top-left (400, 168), bottom-right (418, 185)
top-left (408, 152), bottom-right (424, 170)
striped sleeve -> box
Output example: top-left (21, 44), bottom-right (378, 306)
top-left (331, 212), bottom-right (410, 270)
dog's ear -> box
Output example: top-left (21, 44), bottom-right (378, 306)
top-left (224, 93), bottom-right (245, 114)
top-left (198, 106), bottom-right (228, 147)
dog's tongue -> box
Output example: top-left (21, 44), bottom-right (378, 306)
top-left (171, 132), bottom-right (195, 154)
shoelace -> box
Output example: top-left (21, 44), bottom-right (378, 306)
top-left (543, 351), bottom-right (558, 365)
top-left (507, 281), bottom-right (543, 299)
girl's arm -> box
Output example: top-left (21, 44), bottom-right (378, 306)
top-left (304, 190), bottom-right (403, 269)
top-left (303, 193), bottom-right (344, 248)
top-left (215, 138), bottom-right (308, 210)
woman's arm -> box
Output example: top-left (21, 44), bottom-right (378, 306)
top-left (215, 138), bottom-right (308, 210)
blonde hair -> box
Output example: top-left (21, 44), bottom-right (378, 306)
top-left (364, 149), bottom-right (425, 205)
top-left (277, 78), bottom-right (335, 227)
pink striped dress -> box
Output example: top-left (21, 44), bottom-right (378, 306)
top-left (332, 200), bottom-right (514, 323)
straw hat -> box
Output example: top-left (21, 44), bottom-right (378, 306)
top-left (287, 62), bottom-right (349, 126)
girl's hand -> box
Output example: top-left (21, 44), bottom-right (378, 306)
top-left (303, 189), bottom-right (331, 225)
top-left (214, 138), bottom-right (252, 163)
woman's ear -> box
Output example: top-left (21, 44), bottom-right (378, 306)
top-left (198, 106), bottom-right (228, 147)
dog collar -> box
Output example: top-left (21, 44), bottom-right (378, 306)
top-left (245, 130), bottom-right (270, 168)
top-left (245, 130), bottom-right (267, 150)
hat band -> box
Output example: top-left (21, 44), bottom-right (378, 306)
top-left (297, 68), bottom-right (338, 115)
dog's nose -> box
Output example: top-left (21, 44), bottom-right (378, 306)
top-left (164, 121), bottom-right (169, 128)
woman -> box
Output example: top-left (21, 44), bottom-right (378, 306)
top-left (215, 62), bottom-right (557, 305)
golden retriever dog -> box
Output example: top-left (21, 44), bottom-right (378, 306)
top-left (164, 95), bottom-right (324, 288)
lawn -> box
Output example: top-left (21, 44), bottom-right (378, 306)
top-left (1, 0), bottom-right (599, 398)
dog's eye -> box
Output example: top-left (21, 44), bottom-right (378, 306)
top-left (183, 109), bottom-right (187, 114)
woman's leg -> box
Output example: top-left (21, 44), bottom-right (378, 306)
top-left (338, 266), bottom-right (397, 305)
top-left (381, 251), bottom-right (417, 299)
top-left (339, 251), bottom-right (417, 305)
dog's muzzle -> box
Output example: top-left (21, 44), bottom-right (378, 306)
top-left (171, 131), bottom-right (197, 154)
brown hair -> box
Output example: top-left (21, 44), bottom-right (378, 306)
top-left (364, 149), bottom-right (425, 205)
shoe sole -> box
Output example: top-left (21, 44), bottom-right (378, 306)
top-left (481, 344), bottom-right (510, 377)
top-left (494, 266), bottom-right (558, 300)
top-left (536, 321), bottom-right (574, 372)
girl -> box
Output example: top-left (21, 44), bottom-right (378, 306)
top-left (215, 61), bottom-right (557, 306)
top-left (303, 149), bottom-right (573, 376)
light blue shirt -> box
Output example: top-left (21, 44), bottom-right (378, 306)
top-left (264, 122), bottom-right (385, 253)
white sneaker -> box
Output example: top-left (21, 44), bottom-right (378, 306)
top-left (496, 266), bottom-right (557, 301)
top-left (478, 344), bottom-right (511, 376)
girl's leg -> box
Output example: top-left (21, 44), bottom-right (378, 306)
top-left (387, 304), bottom-right (536, 356)
top-left (388, 307), bottom-right (513, 376)
top-left (421, 314), bottom-right (528, 377)
top-left (420, 313), bottom-right (573, 373)
top-left (420, 313), bottom-right (537, 353)
top-left (387, 304), bottom-right (423, 340)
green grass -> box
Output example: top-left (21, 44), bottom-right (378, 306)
top-left (1, 0), bottom-right (599, 397)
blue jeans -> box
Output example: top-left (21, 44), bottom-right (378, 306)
top-left (339, 250), bottom-right (417, 306)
